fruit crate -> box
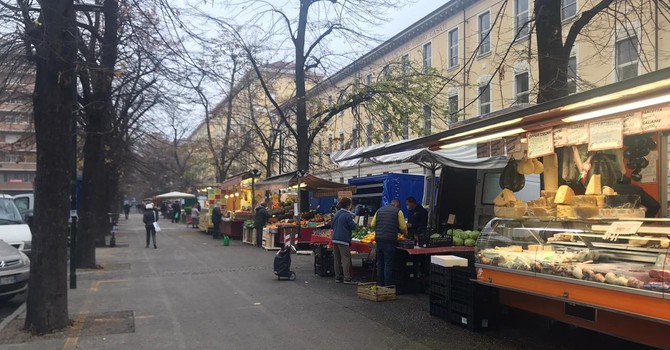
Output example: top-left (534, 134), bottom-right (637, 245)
top-left (427, 236), bottom-right (453, 247)
top-left (357, 282), bottom-right (397, 302)
top-left (313, 245), bottom-right (334, 277)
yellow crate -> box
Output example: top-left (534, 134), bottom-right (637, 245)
top-left (357, 283), bottom-right (396, 302)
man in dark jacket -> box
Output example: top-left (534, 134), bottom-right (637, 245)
top-left (406, 196), bottom-right (428, 240)
top-left (253, 202), bottom-right (270, 247)
top-left (142, 203), bottom-right (159, 249)
top-left (370, 199), bottom-right (408, 286)
top-left (211, 204), bottom-right (222, 239)
top-left (331, 197), bottom-right (357, 284)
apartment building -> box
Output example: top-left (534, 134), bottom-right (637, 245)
top-left (188, 61), bottom-right (301, 182)
top-left (0, 55), bottom-right (35, 194)
top-left (305, 0), bottom-right (670, 183)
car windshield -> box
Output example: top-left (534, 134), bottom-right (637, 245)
top-left (0, 199), bottom-right (23, 224)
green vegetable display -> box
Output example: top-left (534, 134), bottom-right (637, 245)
top-left (464, 238), bottom-right (476, 246)
top-left (453, 237), bottom-right (464, 246)
top-left (352, 226), bottom-right (369, 239)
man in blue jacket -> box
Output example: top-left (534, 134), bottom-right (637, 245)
top-left (331, 197), bottom-right (357, 284)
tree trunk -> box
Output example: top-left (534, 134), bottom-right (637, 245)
top-left (24, 0), bottom-right (75, 334)
top-left (535, 0), bottom-right (569, 103)
top-left (77, 123), bottom-right (106, 266)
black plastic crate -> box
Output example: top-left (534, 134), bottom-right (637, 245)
top-left (430, 302), bottom-right (450, 320)
top-left (449, 299), bottom-right (498, 332)
top-left (314, 248), bottom-right (334, 277)
top-left (429, 293), bottom-right (450, 306)
top-left (427, 236), bottom-right (453, 247)
top-left (430, 283), bottom-right (450, 299)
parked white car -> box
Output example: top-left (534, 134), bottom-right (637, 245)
top-left (0, 195), bottom-right (32, 256)
top-left (0, 239), bottom-right (30, 301)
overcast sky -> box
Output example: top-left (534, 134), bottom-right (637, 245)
top-left (379, 1), bottom-right (444, 39)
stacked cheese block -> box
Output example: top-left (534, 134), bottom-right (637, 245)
top-left (493, 189), bottom-right (527, 218)
top-left (554, 175), bottom-right (614, 219)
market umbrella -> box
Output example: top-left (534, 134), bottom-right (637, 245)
top-left (154, 191), bottom-right (196, 199)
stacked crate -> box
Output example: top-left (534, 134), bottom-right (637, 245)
top-left (430, 263), bottom-right (498, 331)
top-left (313, 244), bottom-right (335, 277)
top-left (393, 254), bottom-right (424, 294)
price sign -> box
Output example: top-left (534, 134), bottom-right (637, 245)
top-left (337, 191), bottom-right (352, 199)
top-left (505, 136), bottom-right (521, 154)
top-left (527, 129), bottom-right (554, 158)
top-left (476, 142), bottom-right (491, 158)
top-left (623, 112), bottom-right (642, 135)
top-left (553, 126), bottom-right (568, 147)
top-left (490, 139), bottom-right (506, 156)
top-left (603, 221), bottom-right (642, 241)
top-left (588, 118), bottom-right (623, 151)
top-left (447, 214), bottom-right (456, 225)
top-left (641, 106), bottom-right (670, 132)
top-left (566, 123), bottom-right (589, 145)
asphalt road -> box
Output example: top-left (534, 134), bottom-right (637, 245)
top-left (0, 293), bottom-right (24, 324)
top-left (0, 214), bottom-right (658, 349)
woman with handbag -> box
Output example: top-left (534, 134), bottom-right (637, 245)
top-left (143, 203), bottom-right (159, 249)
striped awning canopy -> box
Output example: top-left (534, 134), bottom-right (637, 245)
top-left (220, 171), bottom-right (253, 191)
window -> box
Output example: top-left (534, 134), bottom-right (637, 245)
top-left (448, 28), bottom-right (459, 68)
top-left (328, 135), bottom-right (333, 154)
top-left (366, 74), bottom-right (372, 85)
top-left (515, 0), bottom-right (529, 39)
top-left (479, 84), bottom-right (491, 115)
top-left (423, 105), bottom-right (432, 136)
top-left (616, 35), bottom-right (639, 81)
top-left (352, 127), bottom-right (359, 148)
top-left (478, 12), bottom-right (491, 55)
top-left (561, 0), bottom-right (577, 20)
top-left (328, 95), bottom-right (333, 107)
top-left (339, 131), bottom-right (345, 151)
top-left (423, 43), bottom-right (432, 72)
top-left (515, 72), bottom-right (530, 104)
top-left (402, 116), bottom-right (409, 139)
top-left (448, 95), bottom-right (459, 121)
top-left (3, 154), bottom-right (18, 163)
top-left (567, 55), bottom-right (577, 94)
top-left (317, 140), bottom-right (323, 166)
top-left (366, 122), bottom-right (373, 146)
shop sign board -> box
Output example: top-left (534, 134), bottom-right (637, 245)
top-left (527, 129), bottom-right (554, 158)
top-left (641, 106), bottom-right (670, 132)
top-left (505, 136), bottom-right (521, 154)
top-left (588, 118), bottom-right (624, 151)
top-left (337, 191), bottom-right (352, 199)
top-left (476, 142), bottom-right (491, 158)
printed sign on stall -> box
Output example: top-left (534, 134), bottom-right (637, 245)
top-left (490, 139), bottom-right (506, 156)
top-left (527, 129), bottom-right (554, 158)
top-left (505, 136), bottom-right (521, 154)
top-left (623, 111), bottom-right (642, 135)
top-left (641, 106), bottom-right (670, 132)
top-left (566, 123), bottom-right (589, 145)
top-left (588, 118), bottom-right (624, 151)
top-left (337, 191), bottom-right (352, 199)
top-left (476, 142), bottom-right (491, 158)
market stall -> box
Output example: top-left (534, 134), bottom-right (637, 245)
top-left (345, 68), bottom-right (670, 346)
top-left (254, 172), bottom-right (356, 248)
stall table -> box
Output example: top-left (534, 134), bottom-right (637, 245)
top-left (308, 235), bottom-right (372, 254)
top-left (220, 219), bottom-right (243, 239)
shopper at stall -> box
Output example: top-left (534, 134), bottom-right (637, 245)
top-left (143, 203), bottom-right (159, 249)
top-left (370, 199), bottom-right (408, 287)
top-left (331, 197), bottom-right (357, 284)
top-left (160, 202), bottom-right (168, 219)
top-left (171, 201), bottom-right (181, 223)
top-left (212, 203), bottom-right (222, 239)
top-left (190, 204), bottom-right (200, 229)
top-left (254, 202), bottom-right (270, 247)
top-left (405, 196), bottom-right (428, 240)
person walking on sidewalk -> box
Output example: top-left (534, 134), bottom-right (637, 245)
top-left (370, 199), bottom-right (408, 287)
top-left (331, 197), bottom-right (357, 284)
top-left (190, 204), bottom-right (200, 228)
top-left (253, 201), bottom-right (269, 247)
top-left (143, 203), bottom-right (159, 249)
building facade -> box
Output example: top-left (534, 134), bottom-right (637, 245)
top-left (0, 57), bottom-right (35, 194)
top-left (302, 0), bottom-right (670, 183)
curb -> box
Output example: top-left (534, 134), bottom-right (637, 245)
top-left (0, 302), bottom-right (25, 332)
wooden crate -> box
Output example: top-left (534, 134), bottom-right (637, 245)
top-left (263, 231), bottom-right (279, 251)
top-left (242, 227), bottom-right (257, 246)
top-left (357, 283), bottom-right (396, 302)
